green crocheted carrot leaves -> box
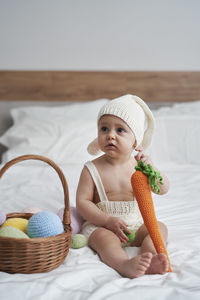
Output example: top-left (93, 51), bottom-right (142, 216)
top-left (135, 160), bottom-right (163, 194)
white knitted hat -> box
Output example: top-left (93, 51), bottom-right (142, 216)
top-left (87, 94), bottom-right (155, 155)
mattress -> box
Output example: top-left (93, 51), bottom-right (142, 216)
top-left (0, 99), bottom-right (200, 300)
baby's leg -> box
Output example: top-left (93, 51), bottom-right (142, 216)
top-left (88, 227), bottom-right (153, 278)
top-left (133, 221), bottom-right (169, 274)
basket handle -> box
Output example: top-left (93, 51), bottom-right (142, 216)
top-left (0, 154), bottom-right (71, 231)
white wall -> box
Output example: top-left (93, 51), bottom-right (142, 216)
top-left (0, 0), bottom-right (199, 70)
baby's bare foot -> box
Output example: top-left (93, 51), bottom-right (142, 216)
top-left (146, 253), bottom-right (168, 274)
top-left (122, 252), bottom-right (153, 278)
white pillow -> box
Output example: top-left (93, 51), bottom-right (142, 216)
top-left (148, 100), bottom-right (200, 165)
top-left (10, 99), bottom-right (108, 123)
top-left (1, 99), bottom-right (200, 166)
top-left (0, 99), bottom-right (108, 164)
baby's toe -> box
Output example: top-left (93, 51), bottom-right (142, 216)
top-left (158, 254), bottom-right (168, 273)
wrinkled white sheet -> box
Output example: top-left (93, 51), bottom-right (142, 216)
top-left (0, 161), bottom-right (200, 300)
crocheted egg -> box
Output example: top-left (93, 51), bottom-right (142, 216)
top-left (124, 229), bottom-right (135, 243)
top-left (71, 234), bottom-right (87, 249)
top-left (58, 206), bottom-right (84, 235)
top-left (1, 218), bottom-right (28, 233)
top-left (27, 211), bottom-right (64, 238)
top-left (0, 226), bottom-right (30, 239)
top-left (22, 207), bottom-right (41, 214)
top-left (0, 210), bottom-right (6, 226)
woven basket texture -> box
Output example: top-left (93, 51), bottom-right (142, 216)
top-left (0, 155), bottom-right (72, 274)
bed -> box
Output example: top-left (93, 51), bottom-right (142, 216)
top-left (0, 71), bottom-right (200, 300)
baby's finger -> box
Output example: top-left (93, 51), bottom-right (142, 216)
top-left (123, 228), bottom-right (132, 235)
top-left (135, 147), bottom-right (143, 152)
top-left (143, 156), bottom-right (152, 165)
top-left (119, 236), bottom-right (128, 244)
top-left (121, 223), bottom-right (132, 235)
top-left (134, 153), bottom-right (141, 161)
top-left (116, 227), bottom-right (128, 242)
top-left (120, 226), bottom-right (131, 240)
top-left (120, 234), bottom-right (129, 244)
top-left (115, 229), bottom-right (127, 243)
top-left (136, 150), bottom-right (145, 160)
top-left (134, 148), bottom-right (142, 160)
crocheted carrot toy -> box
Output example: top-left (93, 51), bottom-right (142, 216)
top-left (131, 161), bottom-right (171, 272)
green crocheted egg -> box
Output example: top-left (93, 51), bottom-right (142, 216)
top-left (124, 229), bottom-right (135, 243)
top-left (71, 234), bottom-right (87, 249)
top-left (0, 226), bottom-right (30, 239)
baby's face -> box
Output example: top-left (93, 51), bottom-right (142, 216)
top-left (98, 115), bottom-right (136, 158)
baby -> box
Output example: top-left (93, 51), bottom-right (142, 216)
top-left (76, 94), bottom-right (170, 278)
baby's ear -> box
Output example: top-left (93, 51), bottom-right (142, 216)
top-left (132, 133), bottom-right (137, 149)
top-left (133, 141), bottom-right (137, 149)
top-left (87, 138), bottom-right (101, 155)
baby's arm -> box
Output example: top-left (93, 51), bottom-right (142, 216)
top-left (134, 148), bottom-right (170, 195)
top-left (76, 166), bottom-right (109, 226)
top-left (76, 166), bottom-right (131, 243)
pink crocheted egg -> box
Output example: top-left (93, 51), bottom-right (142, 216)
top-left (23, 207), bottom-right (41, 214)
top-left (58, 207), bottom-right (84, 235)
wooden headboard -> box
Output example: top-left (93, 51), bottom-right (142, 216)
top-left (0, 71), bottom-right (200, 102)
top-left (0, 70), bottom-right (200, 162)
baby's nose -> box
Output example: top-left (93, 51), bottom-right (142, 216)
top-left (107, 130), bottom-right (115, 139)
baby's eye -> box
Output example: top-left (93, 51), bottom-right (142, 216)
top-left (117, 127), bottom-right (125, 133)
top-left (101, 126), bottom-right (108, 132)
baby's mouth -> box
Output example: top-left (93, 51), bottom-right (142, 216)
top-left (106, 143), bottom-right (117, 149)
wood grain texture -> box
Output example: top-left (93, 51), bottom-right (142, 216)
top-left (0, 71), bottom-right (200, 102)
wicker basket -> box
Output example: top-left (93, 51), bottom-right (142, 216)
top-left (0, 154), bottom-right (72, 274)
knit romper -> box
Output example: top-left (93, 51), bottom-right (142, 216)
top-left (81, 161), bottom-right (143, 240)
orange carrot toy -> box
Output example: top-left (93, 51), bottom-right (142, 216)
top-left (131, 161), bottom-right (171, 272)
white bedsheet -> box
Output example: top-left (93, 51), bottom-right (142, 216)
top-left (1, 161), bottom-right (200, 300)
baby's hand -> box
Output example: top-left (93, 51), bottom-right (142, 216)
top-left (134, 147), bottom-right (153, 165)
top-left (105, 216), bottom-right (131, 244)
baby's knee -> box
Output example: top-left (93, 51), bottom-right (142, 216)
top-left (89, 227), bottom-right (120, 247)
top-left (88, 227), bottom-right (113, 249)
top-left (90, 227), bottom-right (110, 241)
